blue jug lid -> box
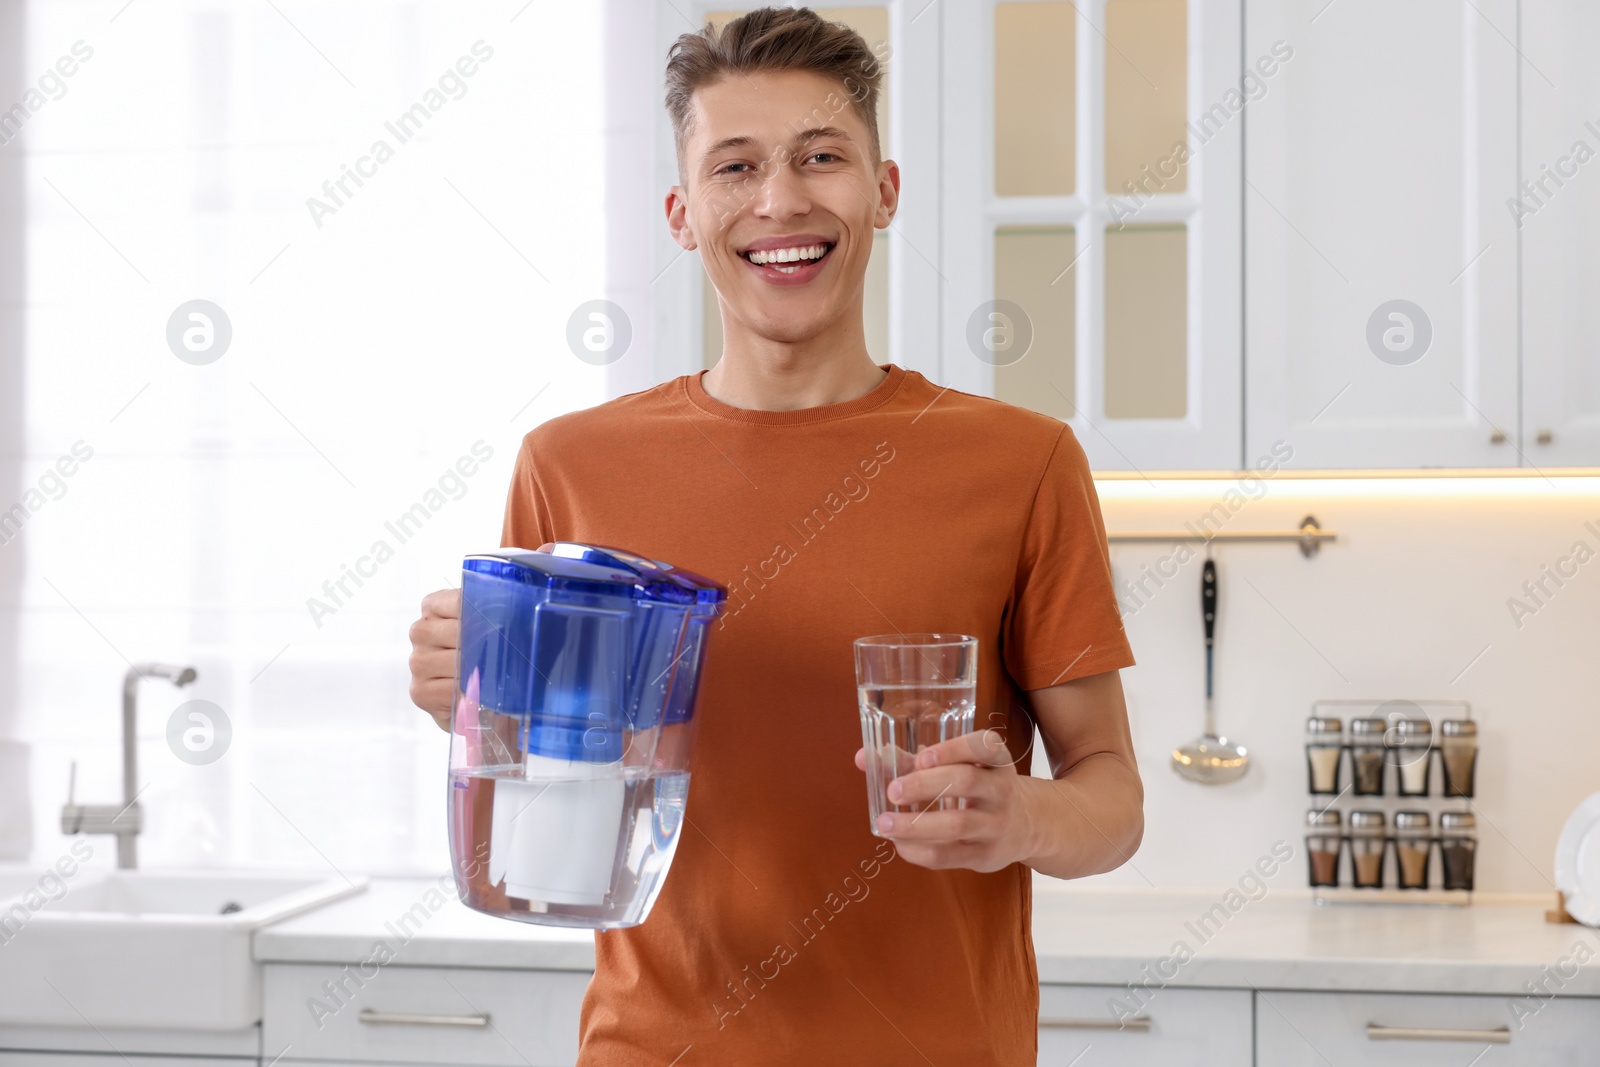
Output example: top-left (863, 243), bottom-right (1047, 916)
top-left (540, 542), bottom-right (728, 606)
top-left (461, 549), bottom-right (640, 597)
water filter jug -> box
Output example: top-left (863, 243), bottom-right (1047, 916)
top-left (448, 543), bottom-right (727, 929)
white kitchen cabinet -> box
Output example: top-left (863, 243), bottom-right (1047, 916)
top-left (1254, 989), bottom-right (1600, 1066)
top-left (1244, 0), bottom-right (1521, 470)
top-left (1036, 984), bottom-right (1252, 1065)
top-left (262, 963), bottom-right (587, 1067)
top-left (0, 1059), bottom-right (245, 1067)
top-left (0, 1024), bottom-right (256, 1067)
top-left (1518, 1), bottom-right (1600, 466)
top-left (943, 0), bottom-right (1245, 471)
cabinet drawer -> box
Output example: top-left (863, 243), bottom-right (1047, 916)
top-left (1037, 985), bottom-right (1251, 1065)
top-left (0, 1059), bottom-right (247, 1067)
top-left (263, 964), bottom-right (589, 1067)
top-left (1255, 990), bottom-right (1600, 1066)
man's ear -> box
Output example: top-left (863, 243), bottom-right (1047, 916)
top-left (874, 160), bottom-right (901, 231)
top-left (665, 186), bottom-right (699, 251)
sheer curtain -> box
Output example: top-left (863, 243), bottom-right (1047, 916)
top-left (8, 0), bottom-right (608, 875)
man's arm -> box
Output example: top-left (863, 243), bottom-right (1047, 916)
top-left (859, 668), bottom-right (1144, 879)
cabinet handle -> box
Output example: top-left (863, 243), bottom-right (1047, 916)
top-left (358, 1008), bottom-right (491, 1028)
top-left (1367, 1023), bottom-right (1510, 1044)
top-left (1040, 1016), bottom-right (1151, 1032)
top-left (1537, 428), bottom-right (1554, 445)
top-left (1489, 429), bottom-right (1507, 444)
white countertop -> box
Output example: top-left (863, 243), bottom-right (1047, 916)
top-left (252, 877), bottom-right (597, 971)
top-left (1028, 887), bottom-right (1600, 996)
top-left (253, 879), bottom-right (1600, 997)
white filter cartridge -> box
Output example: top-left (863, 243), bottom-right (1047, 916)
top-left (488, 752), bottom-right (626, 905)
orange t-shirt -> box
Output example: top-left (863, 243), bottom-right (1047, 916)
top-left (499, 363), bottom-right (1135, 1065)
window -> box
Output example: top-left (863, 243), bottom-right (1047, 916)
top-left (7, 1), bottom-right (607, 873)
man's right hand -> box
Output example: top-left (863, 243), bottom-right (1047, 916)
top-left (409, 588), bottom-right (461, 732)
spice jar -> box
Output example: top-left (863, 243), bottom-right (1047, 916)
top-left (1305, 717), bottom-right (1344, 795)
top-left (1440, 812), bottom-right (1477, 891)
top-left (1440, 719), bottom-right (1478, 798)
top-left (1306, 809), bottom-right (1342, 887)
top-left (1392, 717), bottom-right (1434, 796)
top-left (1350, 717), bottom-right (1386, 795)
top-left (1394, 811), bottom-right (1432, 889)
top-left (1349, 810), bottom-right (1386, 888)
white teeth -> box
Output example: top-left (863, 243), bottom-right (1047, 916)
top-left (746, 243), bottom-right (828, 266)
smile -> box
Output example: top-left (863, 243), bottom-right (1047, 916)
top-left (739, 242), bottom-right (835, 278)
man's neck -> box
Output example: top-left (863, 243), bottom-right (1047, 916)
top-left (702, 322), bottom-right (887, 412)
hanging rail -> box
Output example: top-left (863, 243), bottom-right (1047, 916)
top-left (1105, 515), bottom-right (1336, 558)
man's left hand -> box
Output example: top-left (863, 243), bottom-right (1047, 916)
top-left (853, 729), bottom-right (1040, 873)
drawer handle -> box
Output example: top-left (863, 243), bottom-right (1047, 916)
top-left (358, 1008), bottom-right (491, 1029)
top-left (1367, 1024), bottom-right (1510, 1044)
top-left (1040, 1016), bottom-right (1152, 1032)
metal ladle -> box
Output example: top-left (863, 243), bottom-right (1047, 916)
top-left (1172, 556), bottom-right (1249, 784)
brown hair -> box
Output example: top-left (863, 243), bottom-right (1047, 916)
top-left (664, 6), bottom-right (884, 183)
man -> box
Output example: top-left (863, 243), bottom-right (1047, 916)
top-left (409, 8), bottom-right (1142, 1063)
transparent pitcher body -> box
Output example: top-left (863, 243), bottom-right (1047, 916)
top-left (448, 546), bottom-right (724, 929)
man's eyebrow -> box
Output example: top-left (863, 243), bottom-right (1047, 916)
top-left (700, 125), bottom-right (857, 162)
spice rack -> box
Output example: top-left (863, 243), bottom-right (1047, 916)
top-left (1302, 699), bottom-right (1478, 907)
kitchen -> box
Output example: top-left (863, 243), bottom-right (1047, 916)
top-left (3, 1), bottom-right (1600, 1065)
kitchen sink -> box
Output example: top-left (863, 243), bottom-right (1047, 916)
top-left (0, 867), bottom-right (365, 1030)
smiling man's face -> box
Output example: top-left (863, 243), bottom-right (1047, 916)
top-left (667, 68), bottom-right (899, 348)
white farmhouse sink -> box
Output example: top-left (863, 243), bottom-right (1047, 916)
top-left (0, 868), bottom-right (365, 1030)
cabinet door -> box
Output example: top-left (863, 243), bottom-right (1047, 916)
top-left (1520, 2), bottom-right (1600, 466)
top-left (1037, 984), bottom-right (1252, 1065)
top-left (263, 963), bottom-right (588, 1067)
top-left (944, 0), bottom-right (1244, 471)
top-left (0, 1059), bottom-right (246, 1067)
top-left (1254, 989), bottom-right (1600, 1066)
top-left (1244, 0), bottom-right (1520, 469)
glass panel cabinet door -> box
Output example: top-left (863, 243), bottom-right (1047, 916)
top-left (1243, 0), bottom-right (1520, 469)
top-left (1521, 1), bottom-right (1600, 467)
top-left (944, 0), bottom-right (1242, 471)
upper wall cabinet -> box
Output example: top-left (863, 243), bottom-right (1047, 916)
top-left (1520, 1), bottom-right (1600, 466)
top-left (944, 0), bottom-right (1244, 471)
top-left (647, 1), bottom-right (1593, 471)
top-left (1244, 0), bottom-right (1520, 469)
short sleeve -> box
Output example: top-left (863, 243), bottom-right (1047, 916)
top-left (1001, 425), bottom-right (1135, 691)
top-left (500, 435), bottom-right (555, 550)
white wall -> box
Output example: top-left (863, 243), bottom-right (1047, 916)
top-left (1042, 475), bottom-right (1600, 895)
top-left (0, 0), bottom-right (28, 861)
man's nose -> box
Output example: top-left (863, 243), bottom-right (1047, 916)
top-left (751, 157), bottom-right (811, 218)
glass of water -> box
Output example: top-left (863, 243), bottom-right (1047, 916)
top-left (854, 634), bottom-right (978, 836)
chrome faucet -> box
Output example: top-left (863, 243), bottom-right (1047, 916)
top-left (61, 663), bottom-right (198, 869)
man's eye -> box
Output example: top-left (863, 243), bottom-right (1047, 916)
top-left (808, 152), bottom-right (839, 164)
top-left (719, 162), bottom-right (752, 176)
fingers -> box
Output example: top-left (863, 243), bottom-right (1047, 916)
top-left (878, 806), bottom-right (987, 845)
top-left (410, 589), bottom-right (461, 728)
top-left (409, 646), bottom-right (455, 683)
top-left (408, 672), bottom-right (454, 728)
top-left (911, 728), bottom-right (1012, 771)
top-left (858, 741), bottom-right (919, 777)
top-left (421, 587), bottom-right (461, 619)
top-left (886, 837), bottom-right (1012, 874)
top-left (886, 761), bottom-right (994, 811)
top-left (409, 614), bottom-right (458, 655)
top-left (877, 807), bottom-right (1016, 874)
